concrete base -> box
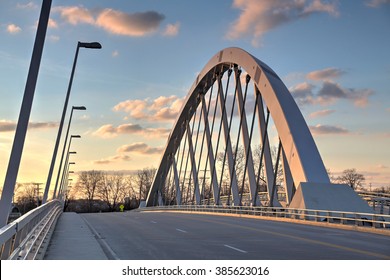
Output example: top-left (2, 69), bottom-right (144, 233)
top-left (289, 182), bottom-right (373, 213)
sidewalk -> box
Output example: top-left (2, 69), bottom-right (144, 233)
top-left (44, 212), bottom-right (108, 260)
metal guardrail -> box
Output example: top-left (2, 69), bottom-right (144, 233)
top-left (140, 205), bottom-right (390, 230)
top-left (0, 200), bottom-right (62, 260)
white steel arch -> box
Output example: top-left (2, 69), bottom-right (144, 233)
top-left (146, 47), bottom-right (330, 207)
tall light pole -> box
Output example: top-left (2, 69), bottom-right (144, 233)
top-left (59, 162), bottom-right (75, 201)
top-left (55, 135), bottom-right (80, 199)
top-left (43, 41), bottom-right (101, 204)
top-left (44, 105), bottom-right (86, 203)
top-left (0, 0), bottom-right (52, 227)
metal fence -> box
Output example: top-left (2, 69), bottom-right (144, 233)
top-left (0, 200), bottom-right (62, 260)
top-left (139, 204), bottom-right (390, 230)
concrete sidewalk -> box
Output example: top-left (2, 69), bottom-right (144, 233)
top-left (44, 212), bottom-right (108, 260)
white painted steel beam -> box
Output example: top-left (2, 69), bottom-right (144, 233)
top-left (216, 76), bottom-right (240, 206)
top-left (234, 71), bottom-right (259, 205)
top-left (282, 146), bottom-right (295, 205)
top-left (186, 122), bottom-right (201, 204)
top-left (256, 92), bottom-right (279, 206)
top-left (200, 95), bottom-right (220, 204)
top-left (172, 157), bottom-right (182, 205)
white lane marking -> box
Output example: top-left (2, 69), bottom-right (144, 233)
top-left (224, 244), bottom-right (247, 253)
top-left (151, 221), bottom-right (157, 224)
top-left (176, 228), bottom-right (187, 233)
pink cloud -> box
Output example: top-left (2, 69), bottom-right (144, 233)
top-left (309, 109), bottom-right (335, 118)
top-left (114, 95), bottom-right (185, 122)
top-left (309, 124), bottom-right (350, 135)
top-left (0, 120), bottom-right (58, 132)
top-left (162, 22), bottom-right (180, 37)
top-left (117, 142), bottom-right (163, 154)
top-left (96, 9), bottom-right (164, 37)
top-left (54, 6), bottom-right (94, 25)
top-left (54, 6), bottom-right (165, 37)
top-left (7, 24), bottom-right (22, 34)
top-left (290, 80), bottom-right (373, 108)
top-left (93, 123), bottom-right (170, 139)
top-left (226, 0), bottom-right (338, 46)
top-left (306, 67), bottom-right (345, 81)
top-left (94, 154), bottom-right (131, 165)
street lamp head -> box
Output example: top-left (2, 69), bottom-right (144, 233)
top-left (69, 151), bottom-right (77, 154)
top-left (69, 171), bottom-right (75, 174)
top-left (70, 135), bottom-right (81, 139)
top-left (78, 41), bottom-right (102, 49)
top-left (72, 106), bottom-right (86, 111)
top-left (69, 162), bottom-right (76, 165)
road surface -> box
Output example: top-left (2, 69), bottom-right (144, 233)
top-left (80, 211), bottom-right (390, 260)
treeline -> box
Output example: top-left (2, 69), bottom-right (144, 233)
top-left (65, 168), bottom-right (156, 213)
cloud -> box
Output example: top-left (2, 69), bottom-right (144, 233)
top-left (16, 2), bottom-right (38, 9)
top-left (7, 24), bottom-right (22, 34)
top-left (289, 82), bottom-right (315, 106)
top-left (112, 50), bottom-right (119, 57)
top-left (318, 81), bottom-right (373, 107)
top-left (113, 95), bottom-right (185, 122)
top-left (309, 109), bottom-right (335, 118)
top-left (117, 142), bottom-right (163, 154)
top-left (162, 22), bottom-right (180, 37)
top-left (376, 164), bottom-right (388, 169)
top-left (93, 154), bottom-right (131, 165)
top-left (94, 142), bottom-right (163, 165)
top-left (290, 80), bottom-right (374, 107)
top-left (54, 6), bottom-right (165, 37)
top-left (93, 123), bottom-right (170, 139)
top-left (306, 67), bottom-right (345, 81)
top-left (96, 9), bottom-right (164, 36)
top-left (226, 0), bottom-right (338, 46)
top-left (366, 0), bottom-right (390, 7)
top-left (48, 18), bottom-right (58, 28)
top-left (49, 35), bottom-right (60, 42)
top-left (0, 120), bottom-right (58, 132)
top-left (309, 124), bottom-right (350, 135)
top-left (54, 6), bottom-right (95, 25)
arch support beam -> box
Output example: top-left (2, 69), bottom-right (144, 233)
top-left (146, 47), bottom-right (330, 207)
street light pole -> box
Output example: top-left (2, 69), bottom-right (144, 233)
top-left (0, 0), bottom-right (52, 227)
top-left (55, 135), bottom-right (80, 199)
top-left (43, 41), bottom-right (101, 203)
top-left (59, 162), bottom-right (75, 201)
top-left (45, 105), bottom-right (86, 203)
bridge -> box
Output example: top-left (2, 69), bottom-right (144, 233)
top-left (1, 48), bottom-right (389, 261)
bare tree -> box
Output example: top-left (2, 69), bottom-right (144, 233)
top-left (75, 170), bottom-right (104, 212)
top-left (97, 173), bottom-right (128, 211)
top-left (14, 183), bottom-right (38, 214)
top-left (337, 168), bottom-right (365, 190)
top-left (135, 167), bottom-right (156, 205)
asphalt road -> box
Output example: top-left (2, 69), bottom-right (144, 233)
top-left (81, 211), bottom-right (390, 260)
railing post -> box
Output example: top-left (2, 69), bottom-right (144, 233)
top-left (355, 214), bottom-right (361, 226)
top-left (315, 211), bottom-right (320, 222)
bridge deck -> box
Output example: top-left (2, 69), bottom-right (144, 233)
top-left (44, 212), bottom-right (108, 260)
top-left (44, 211), bottom-right (389, 260)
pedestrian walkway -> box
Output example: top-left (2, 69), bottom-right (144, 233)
top-left (44, 212), bottom-right (107, 260)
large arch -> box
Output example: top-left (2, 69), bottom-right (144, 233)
top-left (146, 47), bottom-right (362, 210)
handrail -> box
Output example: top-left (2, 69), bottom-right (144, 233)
top-left (139, 205), bottom-right (390, 230)
top-left (0, 200), bottom-right (62, 260)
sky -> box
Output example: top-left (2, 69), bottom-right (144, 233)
top-left (0, 0), bottom-right (389, 195)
